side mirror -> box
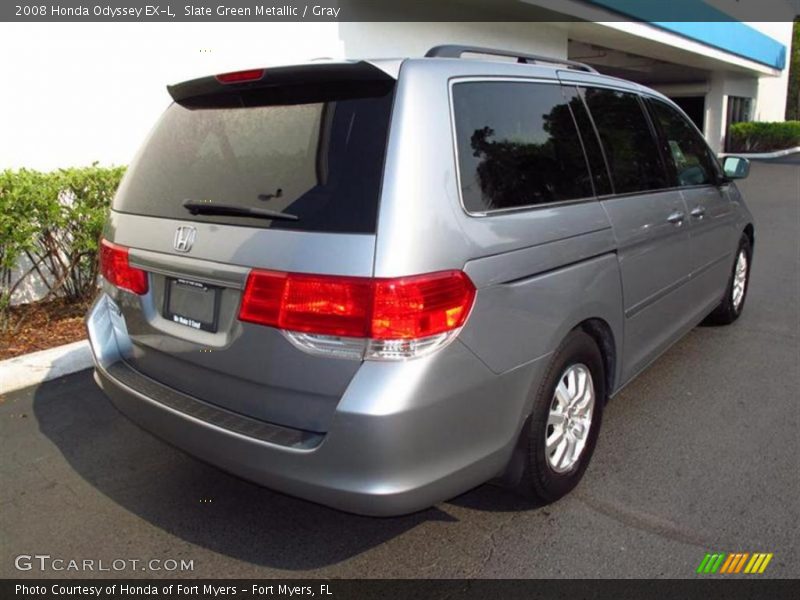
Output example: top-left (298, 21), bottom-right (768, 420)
top-left (722, 156), bottom-right (751, 180)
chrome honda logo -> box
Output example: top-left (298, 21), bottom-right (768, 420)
top-left (173, 226), bottom-right (196, 253)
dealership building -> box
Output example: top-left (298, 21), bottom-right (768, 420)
top-left (336, 2), bottom-right (795, 154)
top-left (1, 1), bottom-right (796, 172)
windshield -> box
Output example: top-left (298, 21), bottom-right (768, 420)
top-left (113, 81), bottom-right (394, 234)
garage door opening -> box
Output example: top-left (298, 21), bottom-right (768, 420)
top-left (671, 96), bottom-right (705, 131)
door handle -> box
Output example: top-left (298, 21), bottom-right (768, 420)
top-left (667, 211), bottom-right (685, 226)
top-left (691, 206), bottom-right (706, 220)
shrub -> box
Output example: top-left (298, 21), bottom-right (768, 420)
top-left (0, 164), bottom-right (126, 324)
top-left (0, 169), bottom-right (56, 316)
top-left (727, 121), bottom-right (800, 153)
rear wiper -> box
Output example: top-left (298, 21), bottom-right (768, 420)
top-left (183, 200), bottom-right (299, 222)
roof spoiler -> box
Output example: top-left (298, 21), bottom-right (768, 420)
top-left (425, 44), bottom-right (598, 73)
top-left (167, 61), bottom-right (395, 107)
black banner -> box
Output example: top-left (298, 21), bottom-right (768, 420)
top-left (3, 0), bottom-right (800, 22)
top-left (3, 579), bottom-right (800, 600)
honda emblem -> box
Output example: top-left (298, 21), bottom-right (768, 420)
top-left (173, 226), bottom-right (196, 253)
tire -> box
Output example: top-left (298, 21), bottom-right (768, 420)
top-left (520, 330), bottom-right (605, 504)
top-left (705, 234), bottom-right (752, 326)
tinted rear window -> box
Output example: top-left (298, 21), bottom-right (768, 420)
top-left (452, 81), bottom-right (595, 213)
top-left (113, 82), bottom-right (394, 234)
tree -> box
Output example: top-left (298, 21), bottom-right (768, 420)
top-left (786, 19), bottom-right (799, 120)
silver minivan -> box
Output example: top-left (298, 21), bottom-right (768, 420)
top-left (86, 45), bottom-right (754, 516)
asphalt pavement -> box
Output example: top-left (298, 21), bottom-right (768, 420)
top-left (1, 158), bottom-right (798, 579)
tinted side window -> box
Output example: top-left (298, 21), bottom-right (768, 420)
top-left (647, 98), bottom-right (718, 187)
top-left (453, 81), bottom-right (594, 212)
top-left (564, 86), bottom-right (613, 196)
top-left (582, 88), bottom-right (668, 194)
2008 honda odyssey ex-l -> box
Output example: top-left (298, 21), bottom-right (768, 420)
top-left (87, 45), bottom-right (754, 515)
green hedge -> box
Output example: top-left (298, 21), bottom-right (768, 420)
top-left (0, 164), bottom-right (126, 316)
top-left (727, 121), bottom-right (800, 153)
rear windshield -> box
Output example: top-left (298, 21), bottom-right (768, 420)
top-left (113, 82), bottom-right (395, 234)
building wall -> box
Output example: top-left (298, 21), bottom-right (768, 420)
top-left (703, 72), bottom-right (761, 151)
top-left (0, 23), bottom-right (346, 171)
top-left (337, 21), bottom-right (567, 62)
top-left (0, 22), bottom-right (567, 173)
top-left (750, 22), bottom-right (796, 122)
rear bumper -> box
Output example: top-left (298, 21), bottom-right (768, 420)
top-left (87, 293), bottom-right (544, 516)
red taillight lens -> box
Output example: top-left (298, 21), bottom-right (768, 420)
top-left (215, 68), bottom-right (265, 84)
top-left (282, 273), bottom-right (373, 337)
top-left (239, 270), bottom-right (372, 338)
top-left (99, 239), bottom-right (148, 295)
top-left (239, 270), bottom-right (475, 341)
top-left (372, 271), bottom-right (475, 339)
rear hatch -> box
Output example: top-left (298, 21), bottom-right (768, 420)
top-left (105, 62), bottom-right (396, 433)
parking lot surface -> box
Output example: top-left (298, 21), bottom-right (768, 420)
top-left (1, 158), bottom-right (797, 578)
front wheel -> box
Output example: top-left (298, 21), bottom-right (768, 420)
top-left (705, 234), bottom-right (752, 325)
top-left (520, 330), bottom-right (605, 504)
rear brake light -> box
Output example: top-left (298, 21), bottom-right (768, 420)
top-left (99, 239), bottom-right (148, 295)
top-left (239, 270), bottom-right (476, 360)
top-left (215, 68), bottom-right (265, 84)
top-left (372, 272), bottom-right (474, 340)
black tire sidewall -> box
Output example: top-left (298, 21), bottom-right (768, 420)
top-left (708, 234), bottom-right (752, 325)
top-left (730, 236), bottom-right (752, 319)
top-left (525, 330), bottom-right (605, 503)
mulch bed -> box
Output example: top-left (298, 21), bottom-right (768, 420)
top-left (1, 298), bottom-right (91, 361)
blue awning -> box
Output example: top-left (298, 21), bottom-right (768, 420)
top-left (585, 0), bottom-right (787, 70)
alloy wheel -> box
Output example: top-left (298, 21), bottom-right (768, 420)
top-left (545, 363), bottom-right (595, 473)
top-left (732, 249), bottom-right (748, 311)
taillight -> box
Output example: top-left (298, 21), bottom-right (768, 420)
top-left (239, 271), bottom-right (372, 338)
top-left (372, 272), bottom-right (474, 340)
top-left (99, 239), bottom-right (148, 295)
top-left (215, 68), bottom-right (265, 84)
top-left (239, 270), bottom-right (476, 360)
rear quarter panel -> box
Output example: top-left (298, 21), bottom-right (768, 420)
top-left (375, 59), bottom-right (624, 391)
top-left (461, 243), bottom-right (623, 380)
